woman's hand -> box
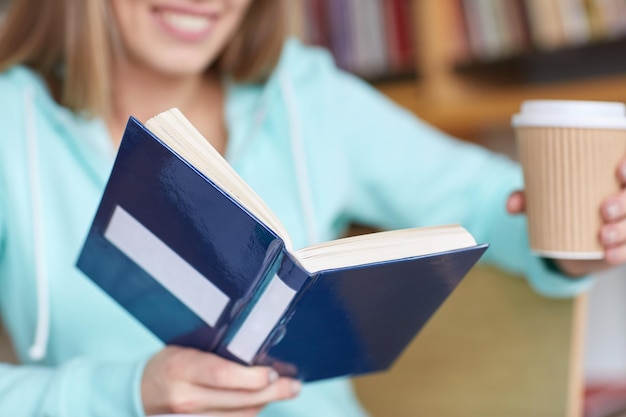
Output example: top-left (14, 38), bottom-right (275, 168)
top-left (142, 346), bottom-right (301, 416)
top-left (507, 158), bottom-right (626, 277)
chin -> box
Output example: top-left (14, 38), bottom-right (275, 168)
top-left (150, 54), bottom-right (218, 77)
top-left (161, 63), bottom-right (214, 77)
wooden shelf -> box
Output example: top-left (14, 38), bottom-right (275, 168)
top-left (377, 73), bottom-right (626, 138)
top-left (373, 0), bottom-right (626, 139)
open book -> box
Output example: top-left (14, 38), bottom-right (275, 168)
top-left (77, 108), bottom-right (488, 382)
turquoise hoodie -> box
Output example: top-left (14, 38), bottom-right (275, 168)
top-left (0, 39), bottom-right (593, 416)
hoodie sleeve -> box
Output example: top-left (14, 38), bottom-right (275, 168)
top-left (281, 39), bottom-right (594, 298)
top-left (0, 357), bottom-right (148, 417)
top-left (0, 185), bottom-right (5, 260)
top-left (0, 67), bottom-right (150, 417)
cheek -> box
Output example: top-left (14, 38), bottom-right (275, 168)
top-left (232, 0), bottom-right (253, 11)
top-left (228, 0), bottom-right (253, 24)
top-left (111, 3), bottom-right (154, 56)
top-left (111, 0), bottom-right (143, 35)
top-left (210, 1), bottom-right (251, 46)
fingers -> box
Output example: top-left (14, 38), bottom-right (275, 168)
top-left (598, 159), bottom-right (626, 264)
top-left (143, 347), bottom-right (301, 416)
top-left (166, 347), bottom-right (277, 390)
top-left (199, 406), bottom-right (264, 417)
top-left (605, 245), bottom-right (626, 265)
top-left (553, 258), bottom-right (608, 277)
top-left (601, 196), bottom-right (626, 224)
top-left (506, 190), bottom-right (525, 214)
top-left (168, 377), bottom-right (300, 414)
top-left (600, 202), bottom-right (626, 264)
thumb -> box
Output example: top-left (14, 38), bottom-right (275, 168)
top-left (506, 190), bottom-right (526, 214)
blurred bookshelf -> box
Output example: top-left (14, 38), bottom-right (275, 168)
top-left (285, 0), bottom-right (417, 82)
top-left (287, 0), bottom-right (626, 139)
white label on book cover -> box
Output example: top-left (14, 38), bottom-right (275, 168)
top-left (104, 205), bottom-right (229, 327)
top-left (227, 274), bottom-right (296, 363)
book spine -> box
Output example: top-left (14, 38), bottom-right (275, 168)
top-left (383, 0), bottom-right (401, 73)
top-left (217, 251), bottom-right (310, 364)
top-left (506, 0), bottom-right (533, 53)
top-left (329, 0), bottom-right (354, 72)
top-left (395, 0), bottom-right (416, 72)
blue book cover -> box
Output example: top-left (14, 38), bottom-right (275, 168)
top-left (77, 110), bottom-right (488, 382)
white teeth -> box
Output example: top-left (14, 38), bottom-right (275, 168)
top-left (162, 11), bottom-right (211, 33)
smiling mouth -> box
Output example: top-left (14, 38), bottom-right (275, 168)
top-left (162, 11), bottom-right (212, 32)
top-left (156, 8), bottom-right (216, 41)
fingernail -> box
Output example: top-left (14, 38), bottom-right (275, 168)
top-left (605, 202), bottom-right (621, 220)
top-left (602, 227), bottom-right (619, 244)
top-left (268, 369), bottom-right (279, 384)
top-left (606, 248), bottom-right (619, 264)
top-left (291, 380), bottom-right (302, 396)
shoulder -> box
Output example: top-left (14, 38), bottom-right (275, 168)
top-left (0, 66), bottom-right (34, 143)
top-left (272, 38), bottom-right (383, 111)
top-left (275, 38), bottom-right (338, 81)
top-left (0, 66), bottom-right (25, 111)
top-left (273, 37), bottom-right (373, 98)
top-left (0, 65), bottom-right (47, 103)
top-left (271, 39), bottom-right (407, 125)
top-left (0, 65), bottom-right (53, 128)
top-left (0, 66), bottom-right (77, 139)
top-left (0, 65), bottom-right (70, 169)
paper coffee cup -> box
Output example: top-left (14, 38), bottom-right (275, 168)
top-left (512, 100), bottom-right (626, 259)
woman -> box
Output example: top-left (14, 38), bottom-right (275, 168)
top-left (0, 0), bottom-right (624, 416)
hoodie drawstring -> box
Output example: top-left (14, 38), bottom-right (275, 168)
top-left (229, 72), bottom-right (320, 246)
top-left (25, 87), bottom-right (49, 361)
top-left (279, 72), bottom-right (320, 245)
top-left (21, 71), bottom-right (313, 362)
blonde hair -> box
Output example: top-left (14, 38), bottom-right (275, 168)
top-left (0, 0), bottom-right (285, 116)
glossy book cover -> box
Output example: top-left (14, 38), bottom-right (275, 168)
top-left (77, 116), bottom-right (488, 382)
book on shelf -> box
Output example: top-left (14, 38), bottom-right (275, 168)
top-left (453, 0), bottom-right (626, 65)
top-left (289, 0), bottom-right (416, 80)
top-left (383, 0), bottom-right (416, 73)
top-left (76, 108), bottom-right (488, 382)
top-left (348, 0), bottom-right (387, 77)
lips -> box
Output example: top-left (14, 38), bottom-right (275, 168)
top-left (154, 7), bottom-right (216, 42)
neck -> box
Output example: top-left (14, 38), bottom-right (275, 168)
top-left (107, 60), bottom-right (225, 151)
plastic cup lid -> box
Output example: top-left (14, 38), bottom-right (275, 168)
top-left (512, 99), bottom-right (626, 129)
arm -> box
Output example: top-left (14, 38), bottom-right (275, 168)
top-left (0, 210), bottom-right (295, 417)
top-left (0, 95), bottom-right (140, 415)
top-left (0, 348), bottom-right (299, 416)
top-left (0, 359), bottom-right (147, 416)
top-left (286, 43), bottom-right (593, 297)
top-left (141, 346), bottom-right (299, 415)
